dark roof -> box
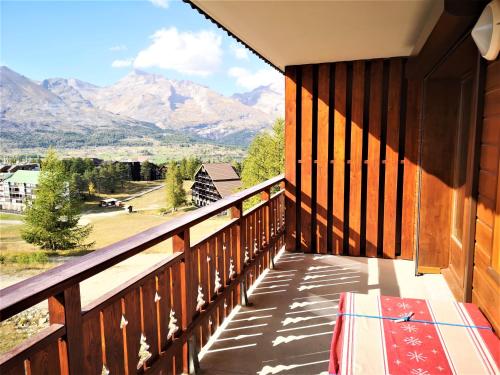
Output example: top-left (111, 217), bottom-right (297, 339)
top-left (202, 163), bottom-right (240, 181)
top-left (213, 179), bottom-right (243, 198)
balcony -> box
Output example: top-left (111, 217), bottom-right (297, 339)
top-left (0, 175), bottom-right (286, 374)
top-left (0, 174), bottom-right (455, 374)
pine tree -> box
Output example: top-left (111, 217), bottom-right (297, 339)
top-left (186, 156), bottom-right (201, 180)
top-left (22, 149), bottom-right (93, 250)
top-left (179, 158), bottom-right (188, 180)
top-left (242, 118), bottom-right (284, 187)
top-left (165, 162), bottom-right (186, 210)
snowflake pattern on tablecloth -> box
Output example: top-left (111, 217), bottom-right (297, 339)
top-left (404, 336), bottom-right (422, 346)
top-left (401, 323), bottom-right (418, 333)
top-left (407, 351), bottom-right (427, 363)
top-left (410, 369), bottom-right (430, 375)
top-left (436, 366), bottom-right (445, 372)
top-left (371, 295), bottom-right (453, 374)
top-left (397, 301), bottom-right (411, 310)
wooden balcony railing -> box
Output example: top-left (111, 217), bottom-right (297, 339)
top-left (0, 174), bottom-right (285, 374)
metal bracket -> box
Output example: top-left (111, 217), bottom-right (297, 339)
top-left (188, 335), bottom-right (200, 374)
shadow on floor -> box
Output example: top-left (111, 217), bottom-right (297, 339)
top-left (198, 251), bottom-right (448, 375)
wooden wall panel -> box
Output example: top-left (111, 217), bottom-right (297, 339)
top-left (472, 59), bottom-right (500, 334)
top-left (365, 60), bottom-right (383, 257)
top-left (332, 63), bottom-right (347, 255)
top-left (349, 61), bottom-right (364, 256)
top-left (284, 58), bottom-right (415, 259)
top-left (383, 59), bottom-right (402, 258)
top-left (284, 67), bottom-right (297, 252)
top-left (300, 65), bottom-right (313, 252)
top-left (400, 79), bottom-right (421, 260)
top-left (316, 64), bottom-right (330, 254)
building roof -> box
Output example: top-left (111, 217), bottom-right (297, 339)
top-left (213, 179), bottom-right (243, 198)
top-left (187, 0), bottom-right (443, 71)
top-left (202, 163), bottom-right (240, 181)
top-left (0, 173), bottom-right (13, 181)
top-left (5, 170), bottom-right (40, 184)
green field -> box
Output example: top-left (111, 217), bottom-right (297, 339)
top-left (0, 180), bottom-right (229, 272)
top-left (7, 143), bottom-right (246, 164)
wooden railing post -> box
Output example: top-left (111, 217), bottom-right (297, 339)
top-left (174, 229), bottom-right (192, 374)
top-left (261, 187), bottom-right (272, 267)
top-left (230, 202), bottom-right (243, 304)
top-left (48, 284), bottom-right (83, 374)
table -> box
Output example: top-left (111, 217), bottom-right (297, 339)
top-left (329, 292), bottom-right (499, 375)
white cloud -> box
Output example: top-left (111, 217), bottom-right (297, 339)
top-left (110, 44), bottom-right (127, 52)
top-left (111, 58), bottom-right (133, 68)
top-left (149, 0), bottom-right (169, 8)
top-left (133, 27), bottom-right (222, 76)
top-left (231, 44), bottom-right (249, 60)
top-left (228, 67), bottom-right (283, 92)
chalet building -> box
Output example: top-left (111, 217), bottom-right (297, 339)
top-left (0, 163), bottom-right (40, 173)
top-left (191, 163), bottom-right (242, 207)
top-left (2, 2), bottom-right (500, 374)
top-left (0, 170), bottom-right (40, 212)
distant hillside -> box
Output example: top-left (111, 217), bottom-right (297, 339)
top-left (0, 66), bottom-right (284, 149)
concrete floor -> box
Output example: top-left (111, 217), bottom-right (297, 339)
top-left (198, 250), bottom-right (454, 375)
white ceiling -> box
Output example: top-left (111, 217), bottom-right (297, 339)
top-left (190, 0), bottom-right (444, 71)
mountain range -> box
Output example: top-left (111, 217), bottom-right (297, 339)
top-left (0, 66), bottom-right (284, 149)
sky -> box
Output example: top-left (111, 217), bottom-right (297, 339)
top-left (1, 0), bottom-right (283, 96)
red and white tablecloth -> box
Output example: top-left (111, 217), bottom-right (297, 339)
top-left (329, 292), bottom-right (500, 375)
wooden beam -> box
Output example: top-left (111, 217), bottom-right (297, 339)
top-left (332, 62), bottom-right (347, 255)
top-left (349, 61), bottom-right (365, 256)
top-left (285, 66), bottom-right (297, 252)
top-left (366, 60), bottom-right (383, 258)
top-left (316, 63), bottom-right (330, 254)
top-left (301, 65), bottom-right (314, 252)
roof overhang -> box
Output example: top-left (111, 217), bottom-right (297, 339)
top-left (187, 0), bottom-right (445, 71)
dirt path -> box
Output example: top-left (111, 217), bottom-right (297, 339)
top-left (0, 253), bottom-right (170, 306)
top-left (0, 220), bottom-right (23, 225)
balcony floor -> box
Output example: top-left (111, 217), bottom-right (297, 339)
top-left (198, 251), bottom-right (454, 375)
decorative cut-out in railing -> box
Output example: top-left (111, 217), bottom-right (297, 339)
top-left (214, 270), bottom-right (222, 294)
top-left (196, 284), bottom-right (206, 311)
top-left (254, 239), bottom-right (259, 255)
top-left (137, 333), bottom-right (152, 369)
top-left (244, 249), bottom-right (250, 264)
top-left (229, 258), bottom-right (236, 279)
top-left (120, 314), bottom-right (128, 329)
top-left (167, 309), bottom-right (179, 340)
top-left (154, 291), bottom-right (161, 303)
top-left (101, 364), bottom-right (110, 375)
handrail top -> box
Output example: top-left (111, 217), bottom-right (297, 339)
top-left (0, 174), bottom-right (284, 320)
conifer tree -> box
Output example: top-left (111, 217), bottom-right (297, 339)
top-left (22, 149), bottom-right (93, 250)
top-left (165, 162), bottom-right (186, 210)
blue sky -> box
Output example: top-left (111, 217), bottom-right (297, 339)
top-left (1, 0), bottom-right (282, 96)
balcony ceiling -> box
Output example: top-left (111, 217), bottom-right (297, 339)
top-left (189, 0), bottom-right (444, 71)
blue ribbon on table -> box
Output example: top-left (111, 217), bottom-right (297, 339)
top-left (336, 312), bottom-right (493, 331)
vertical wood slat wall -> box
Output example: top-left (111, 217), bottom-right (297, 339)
top-left (285, 58), bottom-right (417, 258)
top-left (472, 59), bottom-right (500, 333)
